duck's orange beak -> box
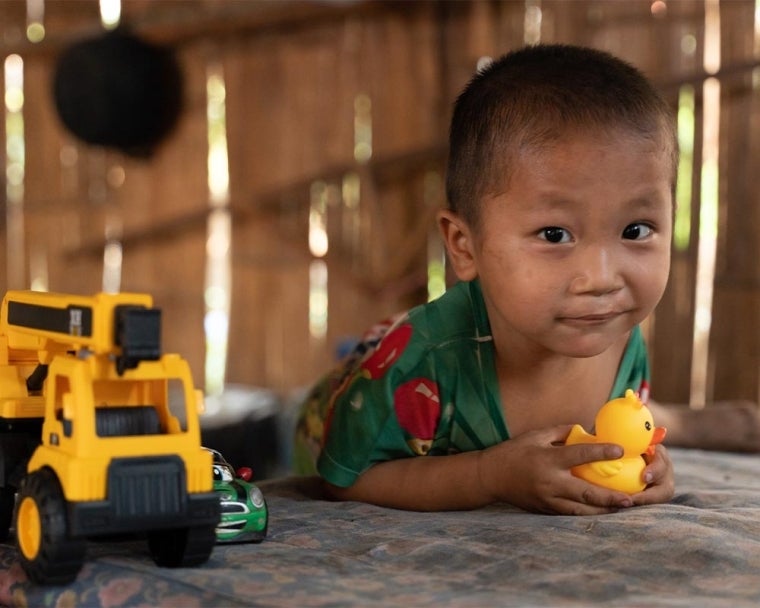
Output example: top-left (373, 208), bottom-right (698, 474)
top-left (645, 426), bottom-right (667, 456)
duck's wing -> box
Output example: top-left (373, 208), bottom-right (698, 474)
top-left (588, 459), bottom-right (623, 478)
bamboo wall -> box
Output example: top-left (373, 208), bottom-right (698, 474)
top-left (0, 0), bottom-right (757, 408)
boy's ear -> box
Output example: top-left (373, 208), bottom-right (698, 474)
top-left (437, 209), bottom-right (478, 281)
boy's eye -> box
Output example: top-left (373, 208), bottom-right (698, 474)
top-left (538, 227), bottom-right (571, 244)
top-left (622, 223), bottom-right (653, 240)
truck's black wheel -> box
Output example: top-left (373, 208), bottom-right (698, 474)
top-left (0, 486), bottom-right (16, 542)
top-left (147, 524), bottom-right (216, 568)
top-left (15, 469), bottom-right (86, 584)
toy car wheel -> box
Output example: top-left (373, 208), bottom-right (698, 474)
top-left (0, 486), bottom-right (16, 542)
top-left (15, 469), bottom-right (86, 584)
top-left (147, 524), bottom-right (216, 568)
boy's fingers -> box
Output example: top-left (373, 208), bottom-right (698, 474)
top-left (632, 479), bottom-right (674, 504)
top-left (545, 424), bottom-right (576, 445)
top-left (573, 478), bottom-right (632, 508)
top-left (548, 426), bottom-right (623, 465)
top-left (562, 441), bottom-right (623, 467)
top-left (549, 485), bottom-right (632, 515)
top-left (548, 500), bottom-right (618, 516)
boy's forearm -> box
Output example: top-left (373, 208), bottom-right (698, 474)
top-left (650, 398), bottom-right (760, 452)
top-left (324, 450), bottom-right (498, 511)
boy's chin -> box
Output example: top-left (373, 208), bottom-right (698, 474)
top-left (551, 334), bottom-right (623, 359)
top-left (549, 318), bottom-right (636, 358)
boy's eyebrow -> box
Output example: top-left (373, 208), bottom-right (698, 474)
top-left (624, 195), bottom-right (671, 209)
top-left (525, 190), bottom-right (670, 211)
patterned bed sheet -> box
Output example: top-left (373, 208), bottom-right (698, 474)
top-left (1, 448), bottom-right (759, 607)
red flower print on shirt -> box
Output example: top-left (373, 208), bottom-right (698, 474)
top-left (361, 323), bottom-right (413, 379)
top-left (394, 378), bottom-right (441, 456)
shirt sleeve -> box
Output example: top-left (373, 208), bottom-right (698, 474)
top-left (317, 317), bottom-right (443, 488)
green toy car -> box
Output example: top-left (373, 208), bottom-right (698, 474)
top-left (206, 448), bottom-right (268, 543)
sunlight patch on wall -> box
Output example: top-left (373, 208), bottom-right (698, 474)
top-left (5, 54), bottom-right (25, 290)
top-left (102, 238), bottom-right (122, 293)
top-left (427, 242), bottom-right (446, 302)
top-left (674, 84), bottom-right (694, 251)
top-left (100, 0), bottom-right (121, 29)
top-left (309, 181), bottom-right (329, 259)
top-left (29, 249), bottom-right (47, 291)
top-left (341, 172), bottom-right (361, 261)
top-left (354, 93), bottom-right (372, 163)
top-left (425, 171), bottom-right (445, 302)
top-left (309, 260), bottom-right (328, 340)
top-left (476, 56), bottom-right (493, 73)
top-left (650, 1), bottom-right (667, 17)
top-left (755, 0), bottom-right (760, 88)
top-left (204, 64), bottom-right (231, 396)
top-left (523, 1), bottom-right (542, 44)
top-left (26, 0), bottom-right (45, 43)
top-left (309, 181), bottom-right (329, 339)
top-left (690, 0), bottom-right (721, 407)
top-left (101, 163), bottom-right (125, 294)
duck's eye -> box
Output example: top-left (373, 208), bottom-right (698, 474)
top-left (645, 421), bottom-right (652, 431)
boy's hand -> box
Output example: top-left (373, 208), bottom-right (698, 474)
top-left (631, 443), bottom-right (674, 505)
top-left (478, 425), bottom-right (640, 515)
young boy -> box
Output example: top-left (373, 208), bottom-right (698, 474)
top-left (294, 43), bottom-right (759, 515)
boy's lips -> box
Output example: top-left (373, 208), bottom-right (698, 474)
top-left (557, 311), bottom-right (624, 324)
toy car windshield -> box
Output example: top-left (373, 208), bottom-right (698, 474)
top-left (212, 463), bottom-right (235, 483)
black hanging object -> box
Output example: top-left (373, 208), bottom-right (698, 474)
top-left (53, 28), bottom-right (184, 158)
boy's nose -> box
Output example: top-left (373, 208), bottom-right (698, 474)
top-left (569, 247), bottom-right (623, 295)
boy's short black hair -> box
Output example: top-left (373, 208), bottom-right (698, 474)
top-left (446, 44), bottom-right (677, 228)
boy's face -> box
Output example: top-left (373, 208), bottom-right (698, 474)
top-left (445, 131), bottom-right (673, 359)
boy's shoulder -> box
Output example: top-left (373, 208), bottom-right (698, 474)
top-left (407, 280), bottom-right (491, 345)
top-left (334, 280), bottom-right (491, 382)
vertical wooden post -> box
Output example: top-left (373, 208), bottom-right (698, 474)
top-left (710, 0), bottom-right (760, 403)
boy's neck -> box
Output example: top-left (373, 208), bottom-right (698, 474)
top-left (494, 334), bottom-right (629, 436)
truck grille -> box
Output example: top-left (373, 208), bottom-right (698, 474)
top-left (108, 456), bottom-right (186, 518)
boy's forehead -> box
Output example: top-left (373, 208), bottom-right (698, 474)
top-left (495, 125), bottom-right (676, 183)
top-left (520, 128), bottom-right (671, 161)
top-left (486, 131), bottom-right (674, 203)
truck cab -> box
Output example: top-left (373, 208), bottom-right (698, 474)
top-left (0, 291), bottom-right (219, 584)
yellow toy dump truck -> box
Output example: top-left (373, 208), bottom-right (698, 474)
top-left (0, 290), bottom-right (219, 584)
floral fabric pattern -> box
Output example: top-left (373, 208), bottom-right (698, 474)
top-left (1, 449), bottom-right (760, 607)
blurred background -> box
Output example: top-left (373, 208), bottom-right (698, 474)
top-left (0, 0), bottom-right (758, 477)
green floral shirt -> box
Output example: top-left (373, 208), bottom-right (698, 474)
top-left (293, 280), bottom-right (650, 487)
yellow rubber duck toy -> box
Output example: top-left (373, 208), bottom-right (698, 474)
top-left (565, 389), bottom-right (667, 494)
